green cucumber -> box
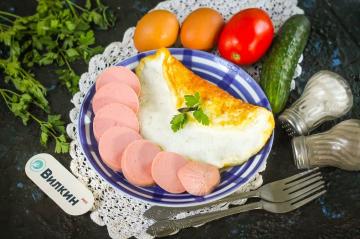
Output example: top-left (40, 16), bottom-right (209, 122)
top-left (260, 15), bottom-right (311, 114)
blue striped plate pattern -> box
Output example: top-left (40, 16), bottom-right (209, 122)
top-left (78, 48), bottom-right (274, 207)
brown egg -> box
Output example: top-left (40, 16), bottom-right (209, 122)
top-left (180, 8), bottom-right (224, 51)
top-left (134, 10), bottom-right (179, 52)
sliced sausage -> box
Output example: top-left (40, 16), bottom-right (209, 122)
top-left (93, 103), bottom-right (139, 141)
top-left (98, 126), bottom-right (142, 171)
top-left (92, 82), bottom-right (139, 114)
top-left (96, 66), bottom-right (141, 95)
top-left (177, 161), bottom-right (220, 196)
top-left (151, 152), bottom-right (188, 194)
top-left (121, 140), bottom-right (161, 187)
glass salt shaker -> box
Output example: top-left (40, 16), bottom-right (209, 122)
top-left (292, 119), bottom-right (360, 171)
top-left (279, 70), bottom-right (353, 136)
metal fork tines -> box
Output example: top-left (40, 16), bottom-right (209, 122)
top-left (147, 184), bottom-right (326, 237)
top-left (144, 168), bottom-right (324, 220)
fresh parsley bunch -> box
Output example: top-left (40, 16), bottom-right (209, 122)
top-left (0, 0), bottom-right (115, 153)
top-left (171, 92), bottom-right (210, 132)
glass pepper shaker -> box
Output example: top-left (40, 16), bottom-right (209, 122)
top-left (279, 70), bottom-right (353, 136)
top-left (292, 119), bottom-right (360, 170)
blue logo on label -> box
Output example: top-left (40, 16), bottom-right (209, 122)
top-left (30, 158), bottom-right (46, 172)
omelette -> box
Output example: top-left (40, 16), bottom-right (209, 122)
top-left (135, 48), bottom-right (274, 168)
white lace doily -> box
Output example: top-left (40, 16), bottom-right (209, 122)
top-left (66, 1), bottom-right (303, 238)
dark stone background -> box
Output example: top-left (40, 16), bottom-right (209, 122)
top-left (0, 0), bottom-right (359, 238)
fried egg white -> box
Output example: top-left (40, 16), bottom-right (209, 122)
top-left (135, 48), bottom-right (274, 168)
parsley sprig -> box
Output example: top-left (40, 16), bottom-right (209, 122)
top-left (170, 92), bottom-right (210, 132)
top-left (0, 89), bottom-right (69, 153)
top-left (0, 0), bottom-right (116, 153)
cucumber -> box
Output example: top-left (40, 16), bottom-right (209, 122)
top-left (260, 15), bottom-right (311, 114)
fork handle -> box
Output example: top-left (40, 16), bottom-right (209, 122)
top-left (144, 189), bottom-right (261, 220)
top-left (147, 201), bottom-right (263, 237)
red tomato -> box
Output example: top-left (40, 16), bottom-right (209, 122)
top-left (218, 8), bottom-right (274, 65)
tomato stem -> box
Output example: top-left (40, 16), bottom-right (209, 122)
top-left (231, 53), bottom-right (241, 62)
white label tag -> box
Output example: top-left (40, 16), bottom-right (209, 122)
top-left (25, 153), bottom-right (94, 216)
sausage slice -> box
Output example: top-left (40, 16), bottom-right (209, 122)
top-left (151, 152), bottom-right (188, 194)
top-left (92, 82), bottom-right (139, 114)
top-left (121, 140), bottom-right (161, 187)
top-left (98, 126), bottom-right (142, 171)
top-left (93, 103), bottom-right (139, 141)
top-left (96, 66), bottom-right (141, 95)
top-left (178, 161), bottom-right (220, 196)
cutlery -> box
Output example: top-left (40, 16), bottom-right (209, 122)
top-left (147, 184), bottom-right (326, 237)
top-left (144, 168), bottom-right (323, 220)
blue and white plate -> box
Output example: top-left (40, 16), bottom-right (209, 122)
top-left (78, 48), bottom-right (274, 207)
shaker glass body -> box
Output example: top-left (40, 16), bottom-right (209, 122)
top-left (292, 119), bottom-right (360, 170)
top-left (279, 70), bottom-right (353, 136)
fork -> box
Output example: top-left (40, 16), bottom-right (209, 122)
top-left (147, 185), bottom-right (326, 237)
top-left (144, 168), bottom-right (323, 220)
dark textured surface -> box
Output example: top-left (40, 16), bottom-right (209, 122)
top-left (0, 0), bottom-right (359, 238)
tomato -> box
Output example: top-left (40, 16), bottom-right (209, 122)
top-left (218, 8), bottom-right (274, 65)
